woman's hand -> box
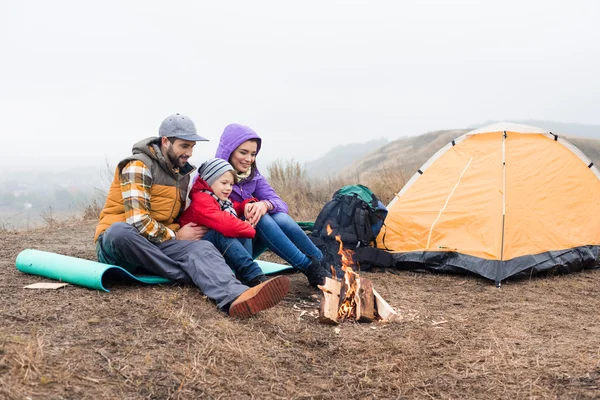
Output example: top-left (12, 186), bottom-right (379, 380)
top-left (245, 201), bottom-right (268, 227)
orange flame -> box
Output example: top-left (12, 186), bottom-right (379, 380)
top-left (319, 227), bottom-right (389, 323)
top-left (336, 235), bottom-right (359, 321)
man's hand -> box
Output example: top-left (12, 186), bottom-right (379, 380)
top-left (244, 202), bottom-right (268, 227)
top-left (175, 222), bottom-right (208, 241)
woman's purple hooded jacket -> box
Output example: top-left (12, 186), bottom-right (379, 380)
top-left (215, 124), bottom-right (288, 214)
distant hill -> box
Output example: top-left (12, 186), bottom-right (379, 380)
top-left (469, 120), bottom-right (600, 139)
top-left (340, 129), bottom-right (468, 182)
top-left (305, 138), bottom-right (388, 178)
top-left (342, 127), bottom-right (600, 188)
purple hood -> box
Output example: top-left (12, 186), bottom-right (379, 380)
top-left (215, 124), bottom-right (262, 163)
top-left (214, 124), bottom-right (288, 214)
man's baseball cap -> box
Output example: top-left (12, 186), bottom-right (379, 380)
top-left (159, 113), bottom-right (208, 141)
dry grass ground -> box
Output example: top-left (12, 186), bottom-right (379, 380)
top-left (1, 220), bottom-right (600, 399)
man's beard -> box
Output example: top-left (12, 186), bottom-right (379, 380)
top-left (166, 146), bottom-right (185, 168)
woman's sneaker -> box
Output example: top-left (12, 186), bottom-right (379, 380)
top-left (303, 257), bottom-right (333, 287)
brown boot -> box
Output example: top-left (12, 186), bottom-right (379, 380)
top-left (229, 275), bottom-right (290, 318)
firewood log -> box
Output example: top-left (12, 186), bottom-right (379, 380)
top-left (356, 276), bottom-right (375, 322)
top-left (318, 277), bottom-right (342, 325)
top-left (373, 288), bottom-right (400, 322)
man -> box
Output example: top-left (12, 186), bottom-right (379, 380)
top-left (94, 113), bottom-right (289, 318)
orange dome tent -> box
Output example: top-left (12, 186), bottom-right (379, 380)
top-left (377, 122), bottom-right (600, 285)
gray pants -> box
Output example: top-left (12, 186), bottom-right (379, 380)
top-left (96, 223), bottom-right (248, 309)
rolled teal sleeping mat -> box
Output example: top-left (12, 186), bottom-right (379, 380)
top-left (15, 249), bottom-right (293, 292)
top-left (15, 249), bottom-right (171, 292)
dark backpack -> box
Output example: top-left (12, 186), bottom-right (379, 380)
top-left (310, 185), bottom-right (393, 273)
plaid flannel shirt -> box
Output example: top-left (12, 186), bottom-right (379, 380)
top-left (120, 160), bottom-right (176, 243)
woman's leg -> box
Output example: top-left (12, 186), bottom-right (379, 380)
top-left (255, 214), bottom-right (332, 287)
top-left (255, 214), bottom-right (312, 271)
top-left (270, 212), bottom-right (323, 260)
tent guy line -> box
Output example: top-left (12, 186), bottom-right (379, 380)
top-left (426, 156), bottom-right (473, 249)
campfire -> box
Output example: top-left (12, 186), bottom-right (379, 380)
top-left (318, 229), bottom-right (398, 324)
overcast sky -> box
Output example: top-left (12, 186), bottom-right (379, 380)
top-left (1, 0), bottom-right (599, 173)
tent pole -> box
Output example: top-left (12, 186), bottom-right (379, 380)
top-left (497, 131), bottom-right (508, 287)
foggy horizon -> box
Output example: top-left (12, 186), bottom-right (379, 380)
top-left (2, 0), bottom-right (599, 172)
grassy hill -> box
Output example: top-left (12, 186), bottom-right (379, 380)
top-left (340, 129), bottom-right (468, 183)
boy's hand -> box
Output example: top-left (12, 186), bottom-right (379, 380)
top-left (176, 222), bottom-right (208, 240)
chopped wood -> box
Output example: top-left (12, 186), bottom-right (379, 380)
top-left (319, 277), bottom-right (399, 324)
top-left (356, 276), bottom-right (375, 322)
top-left (24, 282), bottom-right (69, 290)
top-left (318, 277), bottom-right (342, 325)
top-left (373, 289), bottom-right (400, 322)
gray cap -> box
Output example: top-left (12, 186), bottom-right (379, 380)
top-left (199, 158), bottom-right (236, 187)
top-left (159, 113), bottom-right (208, 141)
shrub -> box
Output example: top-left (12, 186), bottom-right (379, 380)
top-left (266, 159), bottom-right (407, 221)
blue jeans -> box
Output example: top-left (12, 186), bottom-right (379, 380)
top-left (203, 230), bottom-right (264, 283)
top-left (253, 212), bottom-right (323, 271)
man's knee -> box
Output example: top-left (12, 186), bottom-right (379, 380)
top-left (185, 240), bottom-right (233, 273)
top-left (97, 223), bottom-right (134, 265)
top-left (103, 223), bottom-right (138, 247)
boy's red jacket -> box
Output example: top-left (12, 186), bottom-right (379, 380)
top-left (179, 178), bottom-right (257, 238)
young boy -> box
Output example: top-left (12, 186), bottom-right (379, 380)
top-left (179, 158), bottom-right (269, 287)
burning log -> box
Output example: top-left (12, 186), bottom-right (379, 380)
top-left (318, 277), bottom-right (342, 325)
top-left (355, 276), bottom-right (375, 322)
top-left (318, 276), bottom-right (398, 324)
top-left (317, 229), bottom-right (399, 324)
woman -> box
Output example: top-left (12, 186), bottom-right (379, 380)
top-left (215, 123), bottom-right (331, 287)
